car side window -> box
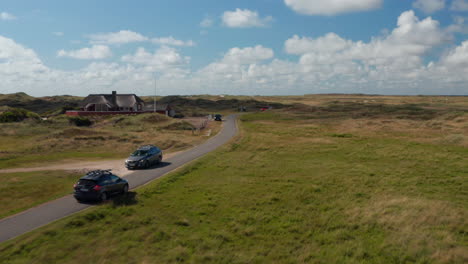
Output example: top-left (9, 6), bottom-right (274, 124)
top-left (110, 175), bottom-right (120, 183)
top-left (99, 175), bottom-right (112, 185)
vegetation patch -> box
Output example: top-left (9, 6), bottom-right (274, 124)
top-left (0, 107), bottom-right (40, 123)
top-left (330, 133), bottom-right (353, 138)
top-left (288, 101), bottom-right (452, 121)
top-left (68, 116), bottom-right (93, 127)
top-left (0, 170), bottom-right (81, 218)
top-left (0, 92), bottom-right (81, 114)
top-left (139, 113), bottom-right (171, 123)
top-left (0, 110), bottom-right (220, 169)
top-left (1, 103), bottom-right (466, 263)
top-left (164, 121), bottom-right (195, 130)
top-left (152, 95), bottom-right (286, 116)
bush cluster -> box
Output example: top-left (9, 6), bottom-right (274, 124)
top-left (68, 116), bottom-right (93, 127)
top-left (164, 121), bottom-right (195, 130)
top-left (0, 108), bottom-right (40, 123)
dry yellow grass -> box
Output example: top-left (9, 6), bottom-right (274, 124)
top-left (0, 114), bottom-right (221, 169)
top-left (348, 195), bottom-right (467, 263)
top-left (259, 94), bottom-right (468, 108)
top-left (1, 95), bottom-right (466, 263)
top-left (324, 114), bottom-right (467, 147)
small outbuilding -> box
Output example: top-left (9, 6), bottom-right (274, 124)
top-left (144, 103), bottom-right (176, 117)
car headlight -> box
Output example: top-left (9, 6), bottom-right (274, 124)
top-left (139, 159), bottom-right (146, 163)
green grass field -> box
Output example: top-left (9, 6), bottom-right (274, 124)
top-left (0, 112), bottom-right (220, 218)
top-left (0, 170), bottom-right (81, 218)
top-left (1, 104), bottom-right (466, 263)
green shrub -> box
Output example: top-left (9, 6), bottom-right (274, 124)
top-left (0, 108), bottom-right (40, 123)
top-left (68, 117), bottom-right (93, 127)
top-left (164, 121), bottom-right (195, 130)
top-left (60, 105), bottom-right (79, 114)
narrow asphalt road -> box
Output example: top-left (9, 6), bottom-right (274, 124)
top-left (0, 115), bottom-right (238, 243)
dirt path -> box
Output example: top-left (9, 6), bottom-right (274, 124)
top-left (0, 151), bottom-right (182, 177)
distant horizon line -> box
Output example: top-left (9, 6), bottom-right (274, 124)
top-left (1, 91), bottom-right (467, 98)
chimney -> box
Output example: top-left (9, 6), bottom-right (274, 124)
top-left (111, 91), bottom-right (117, 107)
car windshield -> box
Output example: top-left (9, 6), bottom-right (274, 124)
top-left (131, 150), bottom-right (148, 156)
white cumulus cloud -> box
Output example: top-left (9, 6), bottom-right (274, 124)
top-left (281, 10), bottom-right (456, 93)
top-left (284, 0), bottom-right (383, 16)
top-left (440, 40), bottom-right (468, 67)
top-left (121, 46), bottom-right (190, 71)
top-left (413, 0), bottom-right (445, 14)
top-left (222, 9), bottom-right (272, 28)
top-left (0, 12), bottom-right (16, 20)
top-left (222, 45), bottom-right (274, 64)
top-left (285, 33), bottom-right (353, 55)
top-left (0, 35), bottom-right (46, 72)
top-left (151, 36), bottom-right (195, 47)
top-left (446, 16), bottom-right (468, 34)
top-left (57, 45), bottom-right (112, 59)
top-left (89, 30), bottom-right (148, 45)
top-left (1, 7), bottom-right (468, 98)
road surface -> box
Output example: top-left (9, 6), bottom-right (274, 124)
top-left (0, 115), bottom-right (238, 243)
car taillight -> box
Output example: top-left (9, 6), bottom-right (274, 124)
top-left (93, 185), bottom-right (102, 191)
top-left (73, 183), bottom-right (77, 188)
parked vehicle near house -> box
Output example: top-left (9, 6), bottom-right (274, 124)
top-left (214, 114), bottom-right (222, 121)
top-left (125, 145), bottom-right (163, 169)
top-left (73, 170), bottom-right (128, 202)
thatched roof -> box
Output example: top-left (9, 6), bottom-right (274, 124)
top-left (80, 93), bottom-right (144, 108)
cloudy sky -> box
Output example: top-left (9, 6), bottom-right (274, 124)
top-left (0, 0), bottom-right (467, 96)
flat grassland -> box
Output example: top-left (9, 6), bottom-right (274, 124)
top-left (0, 170), bottom-right (81, 218)
top-left (0, 113), bottom-right (219, 169)
top-left (0, 113), bottom-right (220, 218)
top-left (0, 96), bottom-right (467, 263)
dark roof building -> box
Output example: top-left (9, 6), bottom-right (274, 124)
top-left (66, 91), bottom-right (176, 117)
top-left (80, 91), bottom-right (144, 112)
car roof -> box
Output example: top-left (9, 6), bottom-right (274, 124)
top-left (138, 145), bottom-right (155, 150)
top-left (137, 145), bottom-right (159, 150)
top-left (80, 170), bottom-right (114, 180)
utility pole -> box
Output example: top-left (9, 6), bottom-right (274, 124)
top-left (153, 77), bottom-right (157, 113)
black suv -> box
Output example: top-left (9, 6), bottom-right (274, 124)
top-left (73, 170), bottom-right (128, 202)
top-left (125, 145), bottom-right (163, 169)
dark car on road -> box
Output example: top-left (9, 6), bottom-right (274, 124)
top-left (125, 145), bottom-right (163, 169)
top-left (214, 114), bottom-right (222, 121)
top-left (73, 170), bottom-right (128, 202)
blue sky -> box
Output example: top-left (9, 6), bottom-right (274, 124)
top-left (0, 0), bottom-right (467, 96)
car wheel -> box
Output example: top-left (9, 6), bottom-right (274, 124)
top-left (145, 160), bottom-right (150, 168)
top-left (122, 184), bottom-right (129, 194)
top-left (158, 155), bottom-right (162, 164)
top-left (100, 192), bottom-right (107, 202)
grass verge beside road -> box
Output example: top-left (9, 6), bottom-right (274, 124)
top-left (0, 109), bottom-right (466, 263)
top-left (0, 170), bottom-right (80, 218)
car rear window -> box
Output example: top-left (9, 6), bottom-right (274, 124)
top-left (78, 179), bottom-right (95, 185)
